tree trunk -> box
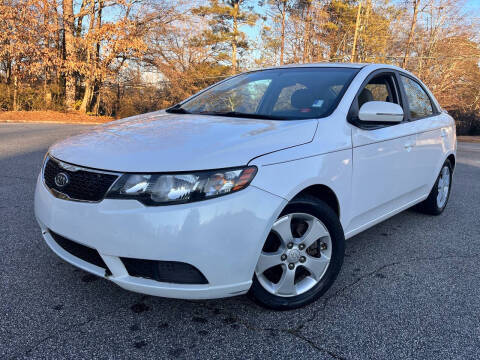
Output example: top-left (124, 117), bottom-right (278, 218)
top-left (351, 0), bottom-right (362, 63)
top-left (115, 81), bottom-right (121, 118)
top-left (302, 2), bottom-right (312, 63)
top-left (231, 2), bottom-right (239, 74)
top-left (5, 59), bottom-right (11, 85)
top-left (44, 72), bottom-right (52, 108)
top-left (359, 0), bottom-right (371, 62)
top-left (92, 82), bottom-right (101, 115)
top-left (79, 0), bottom-right (97, 113)
top-left (53, 3), bottom-right (62, 84)
top-left (76, 0), bottom-right (87, 37)
top-left (402, 0), bottom-right (420, 68)
top-left (280, 0), bottom-right (286, 65)
top-left (63, 0), bottom-right (76, 110)
top-left (80, 80), bottom-right (94, 113)
top-left (13, 74), bottom-right (18, 111)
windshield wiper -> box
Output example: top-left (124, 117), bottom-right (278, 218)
top-left (200, 111), bottom-right (285, 120)
top-left (165, 104), bottom-right (191, 114)
top-left (166, 106), bottom-right (286, 120)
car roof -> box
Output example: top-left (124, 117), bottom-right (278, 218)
top-left (266, 62), bottom-right (365, 69)
top-left (255, 62), bottom-right (406, 72)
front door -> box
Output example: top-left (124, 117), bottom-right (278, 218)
top-left (347, 71), bottom-right (421, 236)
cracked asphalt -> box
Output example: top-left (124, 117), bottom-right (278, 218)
top-left (1, 123), bottom-right (479, 359)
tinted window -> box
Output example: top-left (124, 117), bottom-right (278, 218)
top-left (179, 68), bottom-right (359, 120)
top-left (273, 83), bottom-right (306, 112)
top-left (197, 78), bottom-right (272, 114)
top-left (400, 75), bottom-right (433, 119)
top-left (358, 74), bottom-right (399, 109)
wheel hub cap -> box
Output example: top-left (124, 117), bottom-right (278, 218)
top-left (286, 248), bottom-right (301, 263)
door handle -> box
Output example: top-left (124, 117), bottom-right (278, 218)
top-left (404, 141), bottom-right (415, 149)
top-left (441, 128), bottom-right (448, 138)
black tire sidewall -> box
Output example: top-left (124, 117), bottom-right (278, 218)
top-left (437, 160), bottom-right (453, 211)
top-left (249, 196), bottom-right (345, 310)
top-left (422, 159), bottom-right (453, 215)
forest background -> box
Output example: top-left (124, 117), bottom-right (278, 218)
top-left (0, 0), bottom-right (479, 134)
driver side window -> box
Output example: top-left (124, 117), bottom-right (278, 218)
top-left (357, 74), bottom-right (400, 109)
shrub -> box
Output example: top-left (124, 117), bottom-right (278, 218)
top-left (449, 109), bottom-right (480, 136)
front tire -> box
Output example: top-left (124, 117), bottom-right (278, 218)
top-left (249, 195), bottom-right (345, 310)
top-left (418, 159), bottom-right (453, 215)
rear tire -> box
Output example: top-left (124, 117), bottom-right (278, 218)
top-left (417, 159), bottom-right (453, 215)
top-left (249, 195), bottom-right (345, 310)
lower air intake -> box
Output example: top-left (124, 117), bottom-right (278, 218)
top-left (49, 230), bottom-right (108, 270)
top-left (121, 258), bottom-right (208, 285)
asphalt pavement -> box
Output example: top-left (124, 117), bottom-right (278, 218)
top-left (1, 123), bottom-right (479, 359)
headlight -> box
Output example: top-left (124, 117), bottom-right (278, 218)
top-left (106, 166), bottom-right (257, 206)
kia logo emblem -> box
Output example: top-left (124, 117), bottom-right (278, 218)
top-left (54, 172), bottom-right (69, 187)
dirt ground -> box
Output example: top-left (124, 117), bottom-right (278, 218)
top-left (0, 111), bottom-right (112, 124)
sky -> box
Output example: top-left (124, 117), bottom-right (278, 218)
top-left (243, 0), bottom-right (480, 45)
top-left (98, 0), bottom-right (479, 78)
top-left (465, 0), bottom-right (480, 11)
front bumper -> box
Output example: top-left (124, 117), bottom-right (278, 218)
top-left (34, 174), bottom-right (286, 299)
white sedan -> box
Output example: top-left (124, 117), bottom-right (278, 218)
top-left (34, 63), bottom-right (456, 309)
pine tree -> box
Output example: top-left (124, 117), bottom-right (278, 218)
top-left (264, 0), bottom-right (295, 64)
top-left (193, 0), bottom-right (258, 74)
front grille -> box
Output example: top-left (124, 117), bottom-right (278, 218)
top-left (49, 230), bottom-right (108, 270)
top-left (121, 258), bottom-right (208, 284)
top-left (43, 157), bottom-right (118, 202)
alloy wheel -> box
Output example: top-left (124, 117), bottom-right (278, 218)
top-left (436, 165), bottom-right (451, 208)
top-left (255, 213), bottom-right (332, 297)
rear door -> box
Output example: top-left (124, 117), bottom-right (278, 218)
top-left (398, 74), bottom-right (448, 195)
top-left (347, 70), bottom-right (420, 235)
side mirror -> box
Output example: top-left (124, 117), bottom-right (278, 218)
top-left (358, 101), bottom-right (404, 123)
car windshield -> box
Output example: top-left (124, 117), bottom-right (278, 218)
top-left (168, 67), bottom-right (359, 120)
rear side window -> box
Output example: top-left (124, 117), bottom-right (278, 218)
top-left (400, 75), bottom-right (434, 119)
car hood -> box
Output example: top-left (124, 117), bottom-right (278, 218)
top-left (49, 111), bottom-right (318, 172)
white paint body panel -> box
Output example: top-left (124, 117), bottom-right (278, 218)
top-left (35, 174), bottom-right (286, 298)
top-left (34, 63), bottom-right (456, 299)
top-left (49, 113), bottom-right (317, 172)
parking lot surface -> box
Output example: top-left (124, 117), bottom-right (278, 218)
top-left (1, 123), bottom-right (479, 359)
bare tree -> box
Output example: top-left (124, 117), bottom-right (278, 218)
top-left (63, 0), bottom-right (76, 110)
top-left (351, 0), bottom-right (362, 62)
top-left (402, 0), bottom-right (421, 68)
